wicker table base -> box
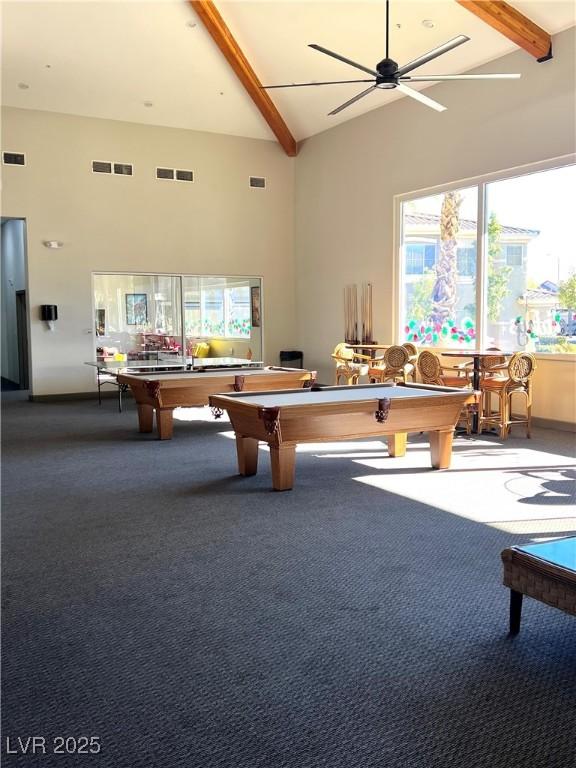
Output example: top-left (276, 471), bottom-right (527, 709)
top-left (501, 538), bottom-right (576, 634)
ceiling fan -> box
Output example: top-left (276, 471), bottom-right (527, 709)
top-left (262, 0), bottom-right (520, 115)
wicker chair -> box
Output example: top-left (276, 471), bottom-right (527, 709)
top-left (368, 345), bottom-right (414, 384)
top-left (331, 343), bottom-right (370, 385)
top-left (402, 342), bottom-right (419, 382)
top-left (478, 352), bottom-right (536, 439)
top-left (417, 350), bottom-right (471, 387)
top-left (417, 350), bottom-right (472, 433)
top-left (462, 347), bottom-right (506, 385)
top-left (479, 348), bottom-right (507, 378)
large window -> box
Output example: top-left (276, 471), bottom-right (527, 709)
top-left (399, 161), bottom-right (576, 354)
top-left (93, 273), bottom-right (262, 360)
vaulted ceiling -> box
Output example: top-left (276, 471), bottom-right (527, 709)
top-left (2, 1), bottom-right (574, 152)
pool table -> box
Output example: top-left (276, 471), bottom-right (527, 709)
top-left (117, 366), bottom-right (315, 440)
top-left (209, 382), bottom-right (477, 491)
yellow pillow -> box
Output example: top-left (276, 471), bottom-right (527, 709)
top-left (192, 342), bottom-right (210, 358)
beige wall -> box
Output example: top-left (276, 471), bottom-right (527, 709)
top-left (294, 27), bottom-right (576, 425)
top-left (1, 108), bottom-right (296, 394)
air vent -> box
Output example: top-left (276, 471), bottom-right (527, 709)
top-left (249, 176), bottom-right (266, 189)
top-left (113, 163), bottom-right (133, 176)
top-left (175, 169), bottom-right (194, 182)
top-left (92, 161), bottom-right (112, 174)
top-left (156, 167), bottom-right (175, 180)
top-left (3, 152), bottom-right (26, 166)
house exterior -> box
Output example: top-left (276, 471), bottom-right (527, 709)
top-left (402, 211), bottom-right (541, 348)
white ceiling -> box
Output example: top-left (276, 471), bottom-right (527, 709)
top-left (2, 0), bottom-right (575, 144)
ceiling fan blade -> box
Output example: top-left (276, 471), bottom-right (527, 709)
top-left (262, 79), bottom-right (375, 89)
top-left (400, 73), bottom-right (521, 82)
top-left (395, 83), bottom-right (446, 112)
top-left (328, 85), bottom-right (377, 116)
top-left (309, 44), bottom-right (379, 77)
top-left (396, 35), bottom-right (470, 78)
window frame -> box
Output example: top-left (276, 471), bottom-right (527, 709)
top-left (393, 153), bottom-right (576, 359)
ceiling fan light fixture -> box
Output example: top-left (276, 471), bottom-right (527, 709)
top-left (264, 0), bottom-right (519, 117)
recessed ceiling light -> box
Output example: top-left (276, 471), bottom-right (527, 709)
top-left (45, 64), bottom-right (52, 69)
top-left (18, 82), bottom-right (30, 90)
top-left (219, 91), bottom-right (224, 96)
top-left (422, 19), bottom-right (435, 28)
top-left (143, 101), bottom-right (153, 108)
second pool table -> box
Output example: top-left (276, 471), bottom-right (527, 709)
top-left (209, 382), bottom-right (476, 490)
top-left (118, 366), bottom-right (315, 439)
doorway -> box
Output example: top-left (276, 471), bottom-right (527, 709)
top-left (1, 218), bottom-right (30, 394)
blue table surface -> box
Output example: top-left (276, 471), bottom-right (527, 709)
top-left (518, 537), bottom-right (576, 571)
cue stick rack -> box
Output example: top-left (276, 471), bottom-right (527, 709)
top-left (344, 282), bottom-right (376, 349)
top-left (344, 284), bottom-right (358, 344)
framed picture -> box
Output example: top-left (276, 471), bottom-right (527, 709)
top-left (125, 293), bottom-right (148, 325)
top-left (251, 286), bottom-right (261, 328)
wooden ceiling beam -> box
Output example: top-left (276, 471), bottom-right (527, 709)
top-left (456, 1), bottom-right (552, 61)
top-left (189, 0), bottom-right (297, 157)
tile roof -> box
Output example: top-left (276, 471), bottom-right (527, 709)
top-left (520, 282), bottom-right (559, 302)
top-left (405, 212), bottom-right (540, 237)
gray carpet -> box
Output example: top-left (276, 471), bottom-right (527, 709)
top-left (2, 398), bottom-right (575, 768)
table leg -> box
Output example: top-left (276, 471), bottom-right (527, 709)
top-left (156, 409), bottom-right (174, 440)
top-left (387, 433), bottom-right (407, 458)
top-left (509, 589), bottom-right (523, 635)
top-left (137, 404), bottom-right (154, 433)
top-left (269, 443), bottom-right (297, 491)
top-left (236, 436), bottom-right (259, 476)
top-left (472, 356), bottom-right (481, 433)
top-left (429, 429), bottom-right (454, 469)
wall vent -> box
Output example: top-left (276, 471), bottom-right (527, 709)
top-left (3, 152), bottom-right (26, 166)
top-left (92, 161), bottom-right (112, 174)
top-left (156, 167), bottom-right (175, 180)
top-left (113, 163), bottom-right (133, 176)
top-left (249, 176), bottom-right (266, 189)
top-left (175, 169), bottom-right (194, 182)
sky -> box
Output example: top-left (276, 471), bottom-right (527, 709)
top-left (487, 164), bottom-right (575, 285)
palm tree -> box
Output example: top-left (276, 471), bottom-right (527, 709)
top-left (432, 191), bottom-right (462, 326)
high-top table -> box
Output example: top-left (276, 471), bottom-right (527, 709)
top-left (441, 350), bottom-right (512, 390)
top-left (442, 350), bottom-right (513, 432)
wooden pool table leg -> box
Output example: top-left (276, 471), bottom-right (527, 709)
top-left (387, 432), bottom-right (407, 458)
top-left (156, 409), bottom-right (174, 440)
top-left (269, 443), bottom-right (297, 491)
top-left (236, 436), bottom-right (259, 476)
top-left (429, 429), bottom-right (454, 469)
top-left (137, 404), bottom-right (154, 433)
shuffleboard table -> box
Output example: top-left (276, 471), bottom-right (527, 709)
top-left (209, 382), bottom-right (477, 491)
top-left (117, 366), bottom-right (315, 440)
